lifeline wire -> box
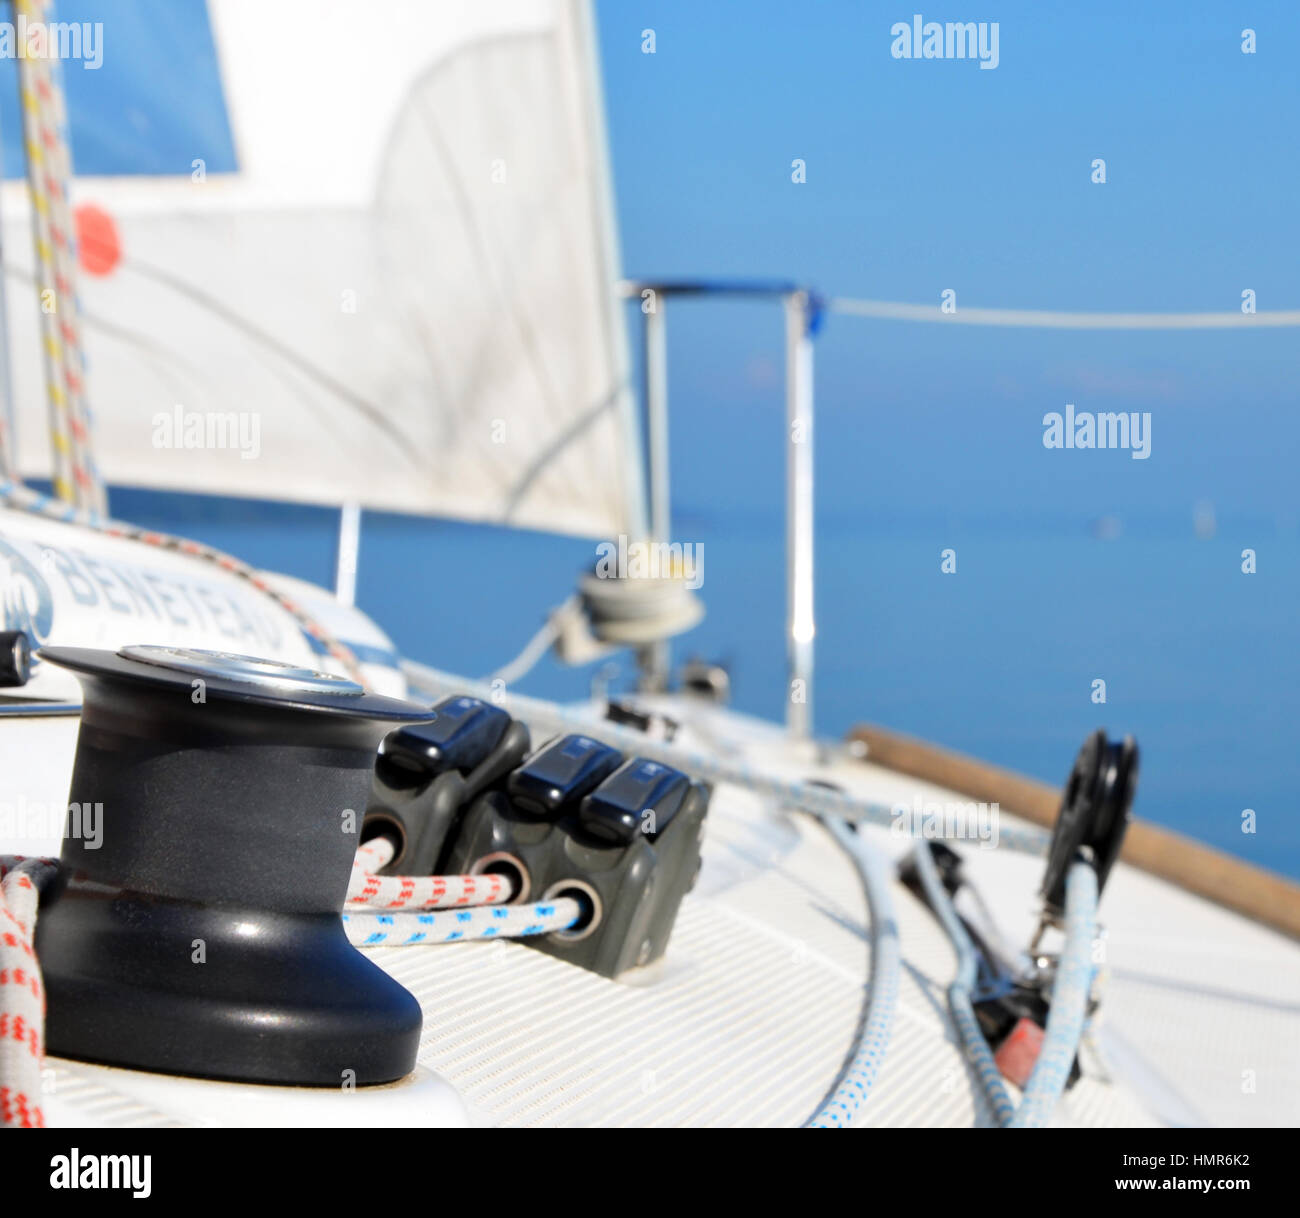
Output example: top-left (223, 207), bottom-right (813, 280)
top-left (805, 819), bottom-right (901, 1128)
top-left (828, 296), bottom-right (1300, 329)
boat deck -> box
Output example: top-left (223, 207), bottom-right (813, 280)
top-left (8, 694), bottom-right (1297, 1128)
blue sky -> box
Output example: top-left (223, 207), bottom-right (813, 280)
top-left (595, 1), bottom-right (1300, 531)
top-left (0, 0), bottom-right (235, 177)
top-left (13, 0), bottom-right (1296, 536)
top-left (588, 4), bottom-right (1300, 868)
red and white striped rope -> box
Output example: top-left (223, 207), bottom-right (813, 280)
top-left (15, 0), bottom-right (102, 514)
top-left (97, 519), bottom-right (366, 684)
top-left (16, 21), bottom-right (74, 507)
top-left (354, 836), bottom-right (396, 875)
top-left (347, 870), bottom-right (514, 910)
top-left (36, 0), bottom-right (101, 515)
top-left (0, 857), bottom-right (55, 1129)
top-left (347, 839), bottom-right (513, 910)
top-left (349, 838), bottom-right (517, 909)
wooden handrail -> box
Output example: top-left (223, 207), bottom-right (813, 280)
top-left (847, 723), bottom-right (1300, 941)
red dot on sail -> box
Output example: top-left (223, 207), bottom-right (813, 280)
top-left (74, 203), bottom-right (122, 276)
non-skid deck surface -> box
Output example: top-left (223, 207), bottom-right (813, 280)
top-left (27, 697), bottom-right (1282, 1127)
top-left (370, 781), bottom-right (1154, 1128)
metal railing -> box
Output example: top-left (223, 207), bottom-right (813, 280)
top-left (617, 282), bottom-right (1300, 736)
top-left (619, 279), bottom-right (822, 736)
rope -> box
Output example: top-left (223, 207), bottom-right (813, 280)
top-left (578, 570), bottom-right (703, 647)
top-left (829, 296), bottom-right (1300, 330)
top-left (908, 842), bottom-right (1015, 1125)
top-left (485, 597), bottom-right (575, 686)
top-left (402, 658), bottom-right (1052, 856)
top-left (909, 843), bottom-right (1097, 1128)
top-left (487, 569), bottom-right (705, 686)
top-left (1009, 862), bottom-right (1098, 1128)
top-left (343, 899), bottom-right (580, 946)
top-left (15, 0), bottom-right (103, 514)
top-left (0, 839), bottom-right (554, 1125)
top-left (16, 7), bottom-right (73, 507)
top-left (0, 856), bottom-right (56, 1129)
top-left (348, 867), bottom-right (513, 911)
top-left (354, 836), bottom-right (396, 875)
top-left (0, 476), bottom-right (365, 684)
top-left (806, 819), bottom-right (900, 1128)
top-left (348, 840), bottom-right (516, 910)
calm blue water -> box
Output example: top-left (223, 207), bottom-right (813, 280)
top-left (106, 488), bottom-right (1300, 880)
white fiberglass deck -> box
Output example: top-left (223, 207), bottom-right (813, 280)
top-left (8, 696), bottom-right (1297, 1128)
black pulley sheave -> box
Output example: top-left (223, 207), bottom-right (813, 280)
top-left (35, 646), bottom-right (434, 1086)
top-left (1040, 729), bottom-right (1139, 918)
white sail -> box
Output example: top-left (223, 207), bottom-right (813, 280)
top-left (0, 0), bottom-right (642, 538)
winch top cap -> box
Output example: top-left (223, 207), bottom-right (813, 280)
top-left (120, 644), bottom-right (365, 695)
top-left (39, 644), bottom-right (431, 720)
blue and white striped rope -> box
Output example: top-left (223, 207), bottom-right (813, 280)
top-left (343, 898), bottom-right (581, 946)
top-left (0, 475), bottom-right (101, 524)
top-left (1009, 862), bottom-right (1098, 1128)
top-left (909, 840), bottom-right (1016, 1126)
top-left (806, 818), bottom-right (901, 1128)
top-left (911, 841), bottom-right (1098, 1128)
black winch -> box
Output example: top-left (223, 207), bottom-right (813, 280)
top-left (34, 645), bottom-right (433, 1087)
